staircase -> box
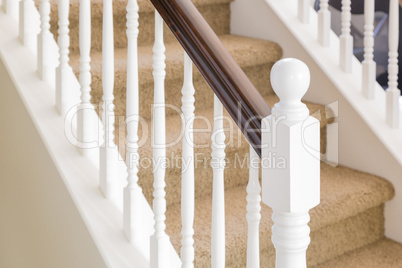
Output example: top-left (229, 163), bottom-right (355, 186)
top-left (0, 0), bottom-right (392, 268)
top-left (36, 0), bottom-right (402, 267)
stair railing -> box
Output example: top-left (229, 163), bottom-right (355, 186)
top-left (314, 0), bottom-right (400, 128)
top-left (3, 0), bottom-right (19, 20)
top-left (150, 11), bottom-right (170, 267)
top-left (150, 0), bottom-right (272, 157)
top-left (124, 0), bottom-right (142, 245)
top-left (55, 0), bottom-right (71, 116)
top-left (12, 0), bottom-right (321, 267)
top-left (181, 52), bottom-right (196, 268)
top-left (387, 0), bottom-right (400, 127)
top-left (262, 59), bottom-right (320, 268)
top-left (19, 0), bottom-right (36, 49)
top-left (77, 0), bottom-right (97, 156)
top-left (38, 0), bottom-right (53, 83)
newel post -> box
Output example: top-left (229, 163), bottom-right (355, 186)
top-left (261, 58), bottom-right (320, 268)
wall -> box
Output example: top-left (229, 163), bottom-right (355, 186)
top-left (0, 59), bottom-right (108, 268)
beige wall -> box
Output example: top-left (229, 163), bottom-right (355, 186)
top-left (0, 60), bottom-right (107, 268)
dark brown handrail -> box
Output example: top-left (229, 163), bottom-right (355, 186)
top-left (150, 0), bottom-right (271, 157)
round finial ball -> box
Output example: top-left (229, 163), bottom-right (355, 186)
top-left (270, 58), bottom-right (310, 103)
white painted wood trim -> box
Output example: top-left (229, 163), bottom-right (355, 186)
top-left (318, 0), bottom-right (330, 46)
top-left (386, 0), bottom-right (400, 128)
top-left (298, 0), bottom-right (309, 23)
top-left (19, 0), bottom-right (37, 49)
top-left (211, 94), bottom-right (226, 268)
top-left (180, 53), bottom-right (196, 268)
top-left (37, 0), bottom-right (54, 83)
top-left (150, 11), bottom-right (170, 268)
top-left (99, 0), bottom-right (118, 200)
top-left (55, 0), bottom-right (72, 116)
top-left (340, 0), bottom-right (353, 72)
top-left (77, 0), bottom-right (97, 156)
top-left (262, 58), bottom-right (320, 268)
top-left (362, 0), bottom-right (376, 99)
top-left (124, 0), bottom-right (143, 244)
top-left (246, 145), bottom-right (261, 268)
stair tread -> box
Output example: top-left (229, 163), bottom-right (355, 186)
top-left (69, 34), bottom-right (282, 85)
top-left (70, 34), bottom-right (282, 120)
top-left (46, 0), bottom-right (234, 13)
top-left (164, 163), bottom-right (394, 266)
top-left (313, 238), bottom-right (402, 268)
top-left (46, 0), bottom-right (234, 52)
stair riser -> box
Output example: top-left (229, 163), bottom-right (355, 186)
top-left (48, 3), bottom-right (230, 54)
top-left (227, 205), bottom-right (385, 267)
top-left (308, 205), bottom-right (385, 266)
top-left (86, 63), bottom-right (274, 120)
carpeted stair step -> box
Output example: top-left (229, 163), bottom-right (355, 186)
top-left (115, 94), bottom-right (334, 208)
top-left (164, 163), bottom-right (394, 267)
top-left (69, 34), bottom-right (282, 120)
top-left (44, 0), bottom-right (233, 54)
top-left (312, 238), bottom-right (402, 268)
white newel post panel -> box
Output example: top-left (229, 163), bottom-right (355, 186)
top-left (211, 94), bottom-right (226, 268)
top-left (246, 145), bottom-right (261, 268)
top-left (100, 0), bottom-right (117, 198)
top-left (124, 0), bottom-right (142, 243)
top-left (318, 0), bottom-right (330, 46)
top-left (340, 0), bottom-right (353, 72)
top-left (362, 0), bottom-right (376, 99)
top-left (150, 11), bottom-right (170, 268)
top-left (56, 0), bottom-right (72, 115)
top-left (262, 59), bottom-right (320, 268)
top-left (298, 0), bottom-right (309, 23)
top-left (77, 0), bottom-right (95, 155)
top-left (180, 53), bottom-right (196, 268)
top-left (386, 0), bottom-right (400, 128)
top-left (20, 0), bottom-right (36, 48)
top-left (38, 0), bottom-right (54, 83)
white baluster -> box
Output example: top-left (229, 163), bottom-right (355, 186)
top-left (340, 0), bottom-right (353, 72)
top-left (150, 11), bottom-right (170, 268)
top-left (123, 0), bottom-right (141, 243)
top-left (318, 0), bottom-right (330, 46)
top-left (271, 211), bottom-right (311, 268)
top-left (211, 94), bottom-right (226, 268)
top-left (19, 0), bottom-right (36, 48)
top-left (386, 0), bottom-right (400, 128)
top-left (181, 53), bottom-right (196, 268)
top-left (38, 0), bottom-right (54, 83)
top-left (56, 0), bottom-right (72, 116)
top-left (262, 58), bottom-right (320, 268)
top-left (77, 0), bottom-right (95, 155)
top-left (246, 145), bottom-right (261, 268)
top-left (100, 0), bottom-right (117, 198)
top-left (3, 0), bottom-right (20, 19)
top-left (298, 0), bottom-right (309, 23)
top-left (362, 0), bottom-right (376, 99)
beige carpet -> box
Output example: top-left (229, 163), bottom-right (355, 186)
top-left (313, 239), bottom-right (402, 268)
top-left (164, 165), bottom-right (394, 267)
top-left (43, 0), bottom-right (401, 266)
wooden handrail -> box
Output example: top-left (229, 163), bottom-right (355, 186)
top-left (150, 0), bottom-right (271, 157)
